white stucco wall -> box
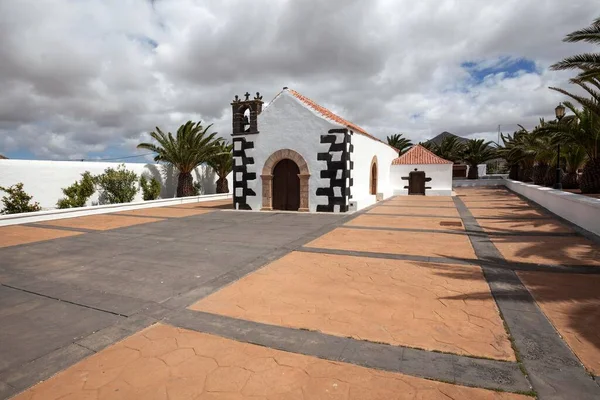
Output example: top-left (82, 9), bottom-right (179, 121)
top-left (390, 163), bottom-right (453, 196)
top-left (0, 159), bottom-right (230, 210)
top-left (238, 92), bottom-right (398, 212)
top-left (504, 179), bottom-right (600, 236)
top-left (350, 133), bottom-right (398, 209)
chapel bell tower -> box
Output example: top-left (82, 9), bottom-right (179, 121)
top-left (231, 92), bottom-right (263, 135)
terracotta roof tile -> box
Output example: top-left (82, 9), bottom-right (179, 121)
top-left (392, 144), bottom-right (453, 165)
top-left (286, 89), bottom-right (397, 151)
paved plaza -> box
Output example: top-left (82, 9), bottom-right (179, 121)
top-left (1, 191), bottom-right (600, 399)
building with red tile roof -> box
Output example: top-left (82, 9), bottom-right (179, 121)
top-left (392, 145), bottom-right (453, 165)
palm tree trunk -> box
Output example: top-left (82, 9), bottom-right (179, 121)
top-left (543, 166), bottom-right (560, 187)
top-left (562, 172), bottom-right (579, 189)
top-left (580, 158), bottom-right (600, 194)
top-left (177, 171), bottom-right (194, 197)
top-left (467, 164), bottom-right (478, 179)
top-left (508, 164), bottom-right (519, 180)
top-left (533, 163), bottom-right (548, 185)
top-left (216, 177), bottom-right (229, 194)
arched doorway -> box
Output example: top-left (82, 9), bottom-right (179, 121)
top-left (272, 159), bottom-right (300, 211)
top-left (261, 149), bottom-right (310, 212)
top-left (370, 156), bottom-right (378, 195)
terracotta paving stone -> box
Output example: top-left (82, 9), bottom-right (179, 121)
top-left (478, 218), bottom-right (573, 234)
top-left (518, 271), bottom-right (600, 375)
top-left (385, 197), bottom-right (455, 204)
top-left (346, 214), bottom-right (465, 231)
top-left (492, 235), bottom-right (600, 266)
top-left (368, 205), bottom-right (460, 217)
top-left (471, 208), bottom-right (548, 219)
top-left (13, 323), bottom-right (527, 400)
top-left (37, 214), bottom-right (164, 231)
top-left (306, 227), bottom-right (477, 260)
top-left (172, 199), bottom-right (233, 209)
top-left (115, 207), bottom-right (213, 218)
top-left (0, 225), bottom-right (83, 248)
top-left (191, 252), bottom-right (515, 361)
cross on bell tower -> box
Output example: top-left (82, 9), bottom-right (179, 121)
top-left (231, 91), bottom-right (263, 135)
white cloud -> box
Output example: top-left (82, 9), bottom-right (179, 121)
top-left (0, 0), bottom-right (597, 159)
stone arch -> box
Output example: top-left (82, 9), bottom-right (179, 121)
top-left (261, 149), bottom-right (310, 211)
top-left (369, 156), bottom-right (378, 195)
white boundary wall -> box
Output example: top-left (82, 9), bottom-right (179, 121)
top-left (390, 163), bottom-right (453, 196)
top-left (0, 159), bottom-right (232, 210)
top-left (504, 179), bottom-right (600, 237)
top-left (0, 193), bottom-right (232, 227)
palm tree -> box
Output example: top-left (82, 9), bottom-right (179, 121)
top-left (562, 144), bottom-right (587, 189)
top-left (540, 102), bottom-right (600, 193)
top-left (138, 121), bottom-right (223, 197)
top-left (422, 136), bottom-right (465, 162)
top-left (550, 17), bottom-right (600, 81)
top-left (497, 131), bottom-right (524, 180)
top-left (461, 139), bottom-right (496, 179)
top-left (207, 141), bottom-right (233, 194)
top-left (386, 134), bottom-right (413, 155)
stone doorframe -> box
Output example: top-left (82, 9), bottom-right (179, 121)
top-left (261, 149), bottom-right (310, 212)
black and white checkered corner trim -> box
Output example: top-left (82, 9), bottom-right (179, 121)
top-left (316, 128), bottom-right (353, 212)
top-left (232, 137), bottom-right (256, 210)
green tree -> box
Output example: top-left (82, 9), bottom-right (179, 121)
top-left (140, 176), bottom-right (161, 201)
top-left (0, 183), bottom-right (41, 214)
top-left (540, 102), bottom-right (600, 193)
top-left (57, 172), bottom-right (95, 209)
top-left (551, 17), bottom-right (600, 81)
top-left (386, 133), bottom-right (413, 155)
top-left (562, 144), bottom-right (587, 189)
top-left (95, 164), bottom-right (139, 204)
top-left (137, 121), bottom-right (223, 197)
top-left (423, 136), bottom-right (465, 162)
top-left (461, 139), bottom-right (496, 179)
top-left (207, 141), bottom-right (233, 194)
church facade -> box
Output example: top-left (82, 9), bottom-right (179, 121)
top-left (231, 88), bottom-right (399, 213)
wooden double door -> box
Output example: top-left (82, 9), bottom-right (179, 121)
top-left (272, 159), bottom-right (300, 211)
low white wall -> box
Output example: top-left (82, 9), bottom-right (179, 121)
top-left (0, 193), bottom-right (232, 227)
top-left (390, 163), bottom-right (453, 196)
top-left (505, 179), bottom-right (600, 237)
top-left (453, 179), bottom-right (505, 187)
top-left (0, 159), bottom-right (232, 210)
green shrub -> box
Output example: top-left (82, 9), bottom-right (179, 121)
top-left (140, 176), bottom-right (161, 201)
top-left (0, 183), bottom-right (41, 214)
top-left (192, 181), bottom-right (202, 196)
top-left (57, 171), bottom-right (95, 209)
top-left (95, 164), bottom-right (139, 204)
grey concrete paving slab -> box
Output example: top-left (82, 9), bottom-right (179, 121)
top-left (167, 309), bottom-right (531, 393)
top-left (1, 275), bottom-right (149, 316)
top-left (0, 286), bottom-right (120, 374)
top-left (298, 246), bottom-right (479, 265)
top-left (0, 343), bottom-right (93, 393)
top-left (0, 209), bottom-right (348, 398)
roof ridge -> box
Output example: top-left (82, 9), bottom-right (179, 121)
top-left (392, 144), bottom-right (453, 165)
top-left (283, 88), bottom-right (398, 152)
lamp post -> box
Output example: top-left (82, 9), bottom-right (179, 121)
top-left (553, 103), bottom-right (566, 190)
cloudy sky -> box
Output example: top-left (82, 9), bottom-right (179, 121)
top-left (0, 0), bottom-right (597, 161)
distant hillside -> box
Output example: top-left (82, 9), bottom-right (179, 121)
top-left (425, 131), bottom-right (469, 146)
top-left (0, 154), bottom-right (7, 159)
